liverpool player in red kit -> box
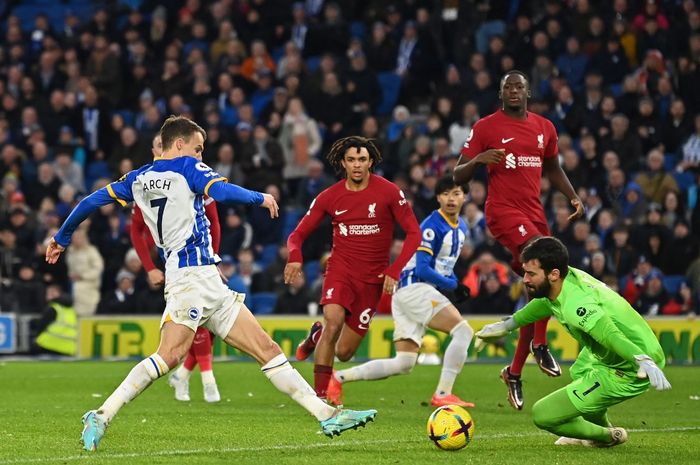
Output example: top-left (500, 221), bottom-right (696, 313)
top-left (454, 71), bottom-right (584, 410)
top-left (284, 136), bottom-right (421, 404)
top-left (130, 133), bottom-right (222, 402)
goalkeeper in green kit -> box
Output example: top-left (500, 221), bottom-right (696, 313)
top-left (476, 237), bottom-right (672, 447)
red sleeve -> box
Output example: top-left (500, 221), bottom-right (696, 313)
top-left (130, 205), bottom-right (157, 272)
top-left (544, 119), bottom-right (559, 159)
top-left (383, 187), bottom-right (421, 280)
top-left (287, 192), bottom-right (328, 264)
top-left (459, 120), bottom-right (486, 159)
top-left (204, 197), bottom-right (221, 254)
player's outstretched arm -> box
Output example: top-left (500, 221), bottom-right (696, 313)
top-left (259, 193), bottom-right (279, 218)
top-left (474, 316), bottom-right (518, 351)
top-left (45, 238), bottom-right (65, 264)
top-left (634, 355), bottom-right (672, 390)
top-left (48, 187), bottom-right (123, 260)
top-left (586, 316), bottom-right (671, 390)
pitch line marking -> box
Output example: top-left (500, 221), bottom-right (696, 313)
top-left (1, 426), bottom-right (698, 464)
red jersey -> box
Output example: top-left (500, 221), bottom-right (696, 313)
top-left (460, 109), bottom-right (558, 226)
top-left (130, 196), bottom-right (221, 272)
top-left (287, 174), bottom-right (421, 284)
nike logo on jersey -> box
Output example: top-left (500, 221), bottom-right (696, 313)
top-left (334, 209), bottom-right (348, 215)
top-left (357, 324), bottom-right (368, 330)
top-left (501, 137), bottom-right (515, 143)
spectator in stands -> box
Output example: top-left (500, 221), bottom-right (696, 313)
top-left (462, 251), bottom-right (509, 299)
top-left (662, 99), bottom-right (693, 153)
top-left (295, 158), bottom-right (332, 209)
top-left (600, 114), bottom-right (644, 173)
top-left (249, 183), bottom-right (285, 255)
top-left (13, 261), bottom-right (45, 314)
top-left (634, 270), bottom-right (690, 316)
top-left (680, 114), bottom-right (700, 173)
top-left (606, 223), bottom-right (639, 278)
top-left (280, 97), bottom-right (322, 196)
top-left (469, 270), bottom-right (514, 315)
top-left (98, 269), bottom-right (136, 314)
top-left (622, 255), bottom-right (662, 304)
top-left (238, 124), bottom-right (284, 192)
top-left (664, 220), bottom-right (700, 276)
top-left (635, 148), bottom-right (679, 204)
top-left (65, 228), bottom-right (103, 317)
top-left (275, 271), bottom-right (312, 314)
top-left (31, 284), bottom-right (77, 355)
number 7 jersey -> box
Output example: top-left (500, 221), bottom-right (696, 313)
top-left (108, 156), bottom-right (226, 273)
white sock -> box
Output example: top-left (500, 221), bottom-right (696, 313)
top-left (261, 353), bottom-right (336, 421)
top-left (336, 352), bottom-right (418, 383)
top-left (174, 364), bottom-right (192, 381)
top-left (436, 321), bottom-right (473, 396)
top-left (99, 354), bottom-right (169, 424)
top-left (201, 370), bottom-right (215, 385)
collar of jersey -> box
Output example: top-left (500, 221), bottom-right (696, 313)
top-left (437, 209), bottom-right (459, 228)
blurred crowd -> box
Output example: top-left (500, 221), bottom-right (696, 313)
top-left (0, 0), bottom-right (699, 321)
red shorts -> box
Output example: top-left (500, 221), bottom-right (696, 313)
top-left (487, 210), bottom-right (550, 274)
top-left (320, 273), bottom-right (383, 336)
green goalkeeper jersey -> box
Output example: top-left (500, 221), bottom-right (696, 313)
top-left (513, 267), bottom-right (665, 373)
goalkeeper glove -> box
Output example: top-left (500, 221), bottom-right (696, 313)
top-left (474, 316), bottom-right (517, 351)
top-left (634, 355), bottom-right (672, 391)
top-left (453, 283), bottom-right (471, 303)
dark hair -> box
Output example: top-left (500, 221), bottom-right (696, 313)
top-left (326, 136), bottom-right (382, 176)
top-left (500, 69), bottom-right (529, 88)
top-left (435, 175), bottom-right (464, 196)
top-left (520, 236), bottom-right (569, 278)
top-left (160, 115), bottom-right (207, 152)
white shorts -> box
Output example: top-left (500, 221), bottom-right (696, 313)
top-left (160, 265), bottom-right (245, 339)
top-left (391, 282), bottom-right (452, 346)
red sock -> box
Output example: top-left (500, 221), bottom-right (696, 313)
top-left (314, 364), bottom-right (333, 398)
top-left (183, 345), bottom-right (197, 371)
top-left (192, 327), bottom-right (213, 372)
top-left (532, 317), bottom-right (550, 347)
top-left (509, 323), bottom-right (534, 376)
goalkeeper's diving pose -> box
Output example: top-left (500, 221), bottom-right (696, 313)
top-left (476, 236), bottom-right (671, 447)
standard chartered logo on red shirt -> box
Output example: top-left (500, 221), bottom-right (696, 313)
top-left (504, 153), bottom-right (541, 169)
top-left (338, 222), bottom-right (381, 236)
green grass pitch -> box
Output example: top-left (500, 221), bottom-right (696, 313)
top-left (1, 361), bottom-right (699, 465)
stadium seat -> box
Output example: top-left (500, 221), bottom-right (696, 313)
top-left (662, 275), bottom-right (687, 295)
top-left (251, 292), bottom-right (277, 314)
top-left (609, 83), bottom-right (623, 97)
top-left (303, 260), bottom-right (321, 283)
top-left (305, 56), bottom-right (321, 73)
top-left (350, 21), bottom-right (367, 39)
top-left (377, 72), bottom-right (402, 116)
top-left (673, 171), bottom-right (695, 190)
top-left (257, 243), bottom-right (279, 268)
top-left (664, 153), bottom-right (677, 172)
top-left (283, 207), bottom-right (305, 238)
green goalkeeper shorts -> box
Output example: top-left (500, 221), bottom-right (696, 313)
top-left (566, 357), bottom-right (651, 414)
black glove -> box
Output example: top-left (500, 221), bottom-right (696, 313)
top-left (453, 283), bottom-right (471, 303)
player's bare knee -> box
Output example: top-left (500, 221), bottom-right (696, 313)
top-left (335, 347), bottom-right (355, 361)
top-left (322, 320), bottom-right (344, 341)
top-left (159, 348), bottom-right (186, 369)
top-left (262, 339), bottom-right (283, 360)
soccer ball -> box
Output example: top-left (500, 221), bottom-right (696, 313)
top-left (418, 334), bottom-right (442, 365)
top-left (426, 405), bottom-right (475, 450)
top-left (421, 334), bottom-right (441, 354)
